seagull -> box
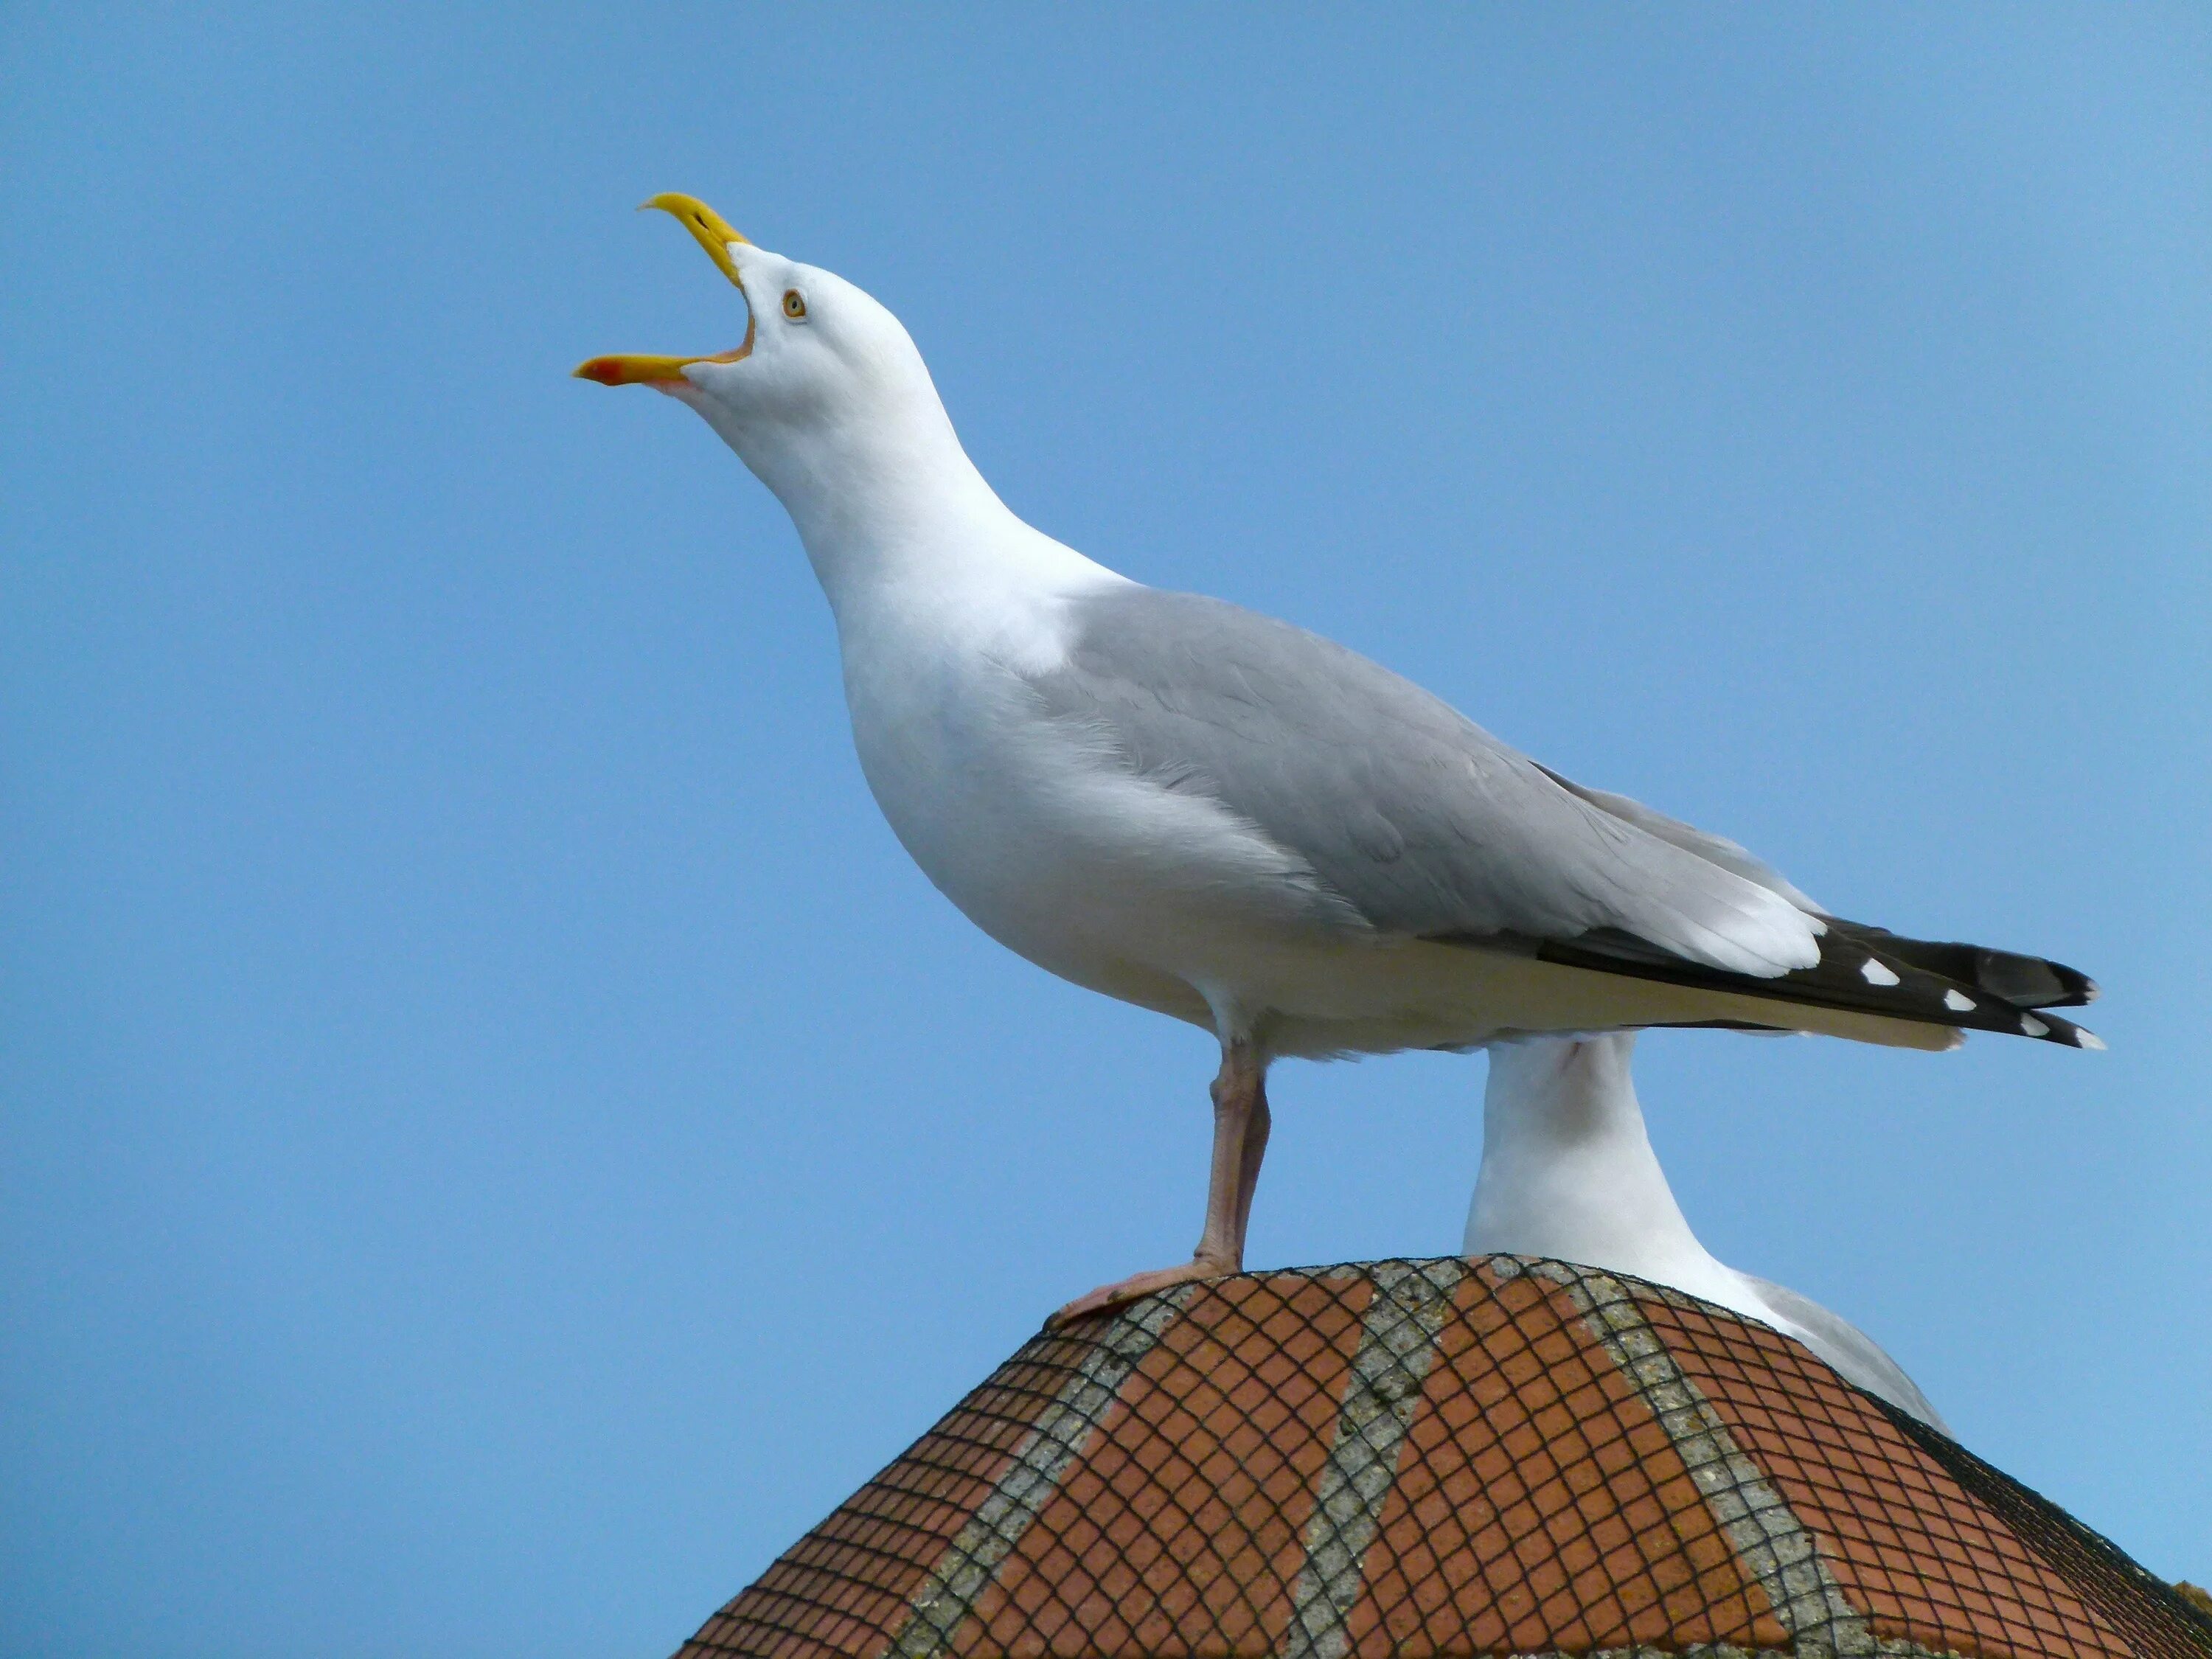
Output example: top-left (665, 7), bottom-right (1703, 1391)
top-left (577, 195), bottom-right (2100, 1326)
top-left (1467, 1032), bottom-right (1946, 1426)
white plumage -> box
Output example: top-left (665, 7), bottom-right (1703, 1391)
top-left (579, 196), bottom-right (2096, 1332)
top-left (1466, 1034), bottom-right (1945, 1427)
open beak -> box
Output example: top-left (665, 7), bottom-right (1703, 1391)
top-left (574, 194), bottom-right (755, 386)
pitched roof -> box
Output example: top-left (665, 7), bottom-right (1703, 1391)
top-left (675, 1258), bottom-right (2211, 1659)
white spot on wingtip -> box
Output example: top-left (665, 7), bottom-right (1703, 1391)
top-left (1943, 989), bottom-right (1976, 1012)
top-left (2020, 1014), bottom-right (2050, 1037)
top-left (1860, 957), bottom-right (1902, 987)
top-left (2075, 1029), bottom-right (2107, 1051)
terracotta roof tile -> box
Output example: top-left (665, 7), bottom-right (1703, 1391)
top-left (675, 1259), bottom-right (2212, 1659)
top-left (964, 1270), bottom-right (1371, 1658)
top-left (1642, 1291), bottom-right (2138, 1658)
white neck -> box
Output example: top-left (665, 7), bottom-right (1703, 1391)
top-left (1464, 1034), bottom-right (1745, 1307)
top-left (684, 378), bottom-right (1115, 624)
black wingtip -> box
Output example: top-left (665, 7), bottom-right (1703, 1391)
top-left (1530, 927), bottom-right (2105, 1051)
top-left (2019, 1009), bottom-right (2106, 1051)
top-left (1823, 920), bottom-right (2099, 1010)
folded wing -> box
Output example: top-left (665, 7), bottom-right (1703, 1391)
top-left (1032, 585), bottom-right (2097, 1048)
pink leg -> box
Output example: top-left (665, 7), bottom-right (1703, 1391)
top-left (1053, 1042), bottom-right (1270, 1326)
top-left (1231, 1077), bottom-right (1270, 1245)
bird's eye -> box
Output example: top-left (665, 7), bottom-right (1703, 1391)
top-left (782, 289), bottom-right (808, 321)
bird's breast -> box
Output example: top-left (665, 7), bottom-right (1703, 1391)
top-left (830, 602), bottom-right (1366, 1015)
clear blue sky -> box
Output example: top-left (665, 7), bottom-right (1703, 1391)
top-left (4, 7), bottom-right (2207, 1655)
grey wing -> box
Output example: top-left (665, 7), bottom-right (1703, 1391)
top-left (1742, 1274), bottom-right (1949, 1433)
top-left (1536, 768), bottom-right (1824, 913)
top-left (1032, 586), bottom-right (1823, 978)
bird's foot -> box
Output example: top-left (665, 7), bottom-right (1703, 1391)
top-left (1051, 1256), bottom-right (1237, 1329)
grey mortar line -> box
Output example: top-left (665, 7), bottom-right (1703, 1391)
top-left (1514, 1257), bottom-right (1880, 1659)
top-left (1276, 1259), bottom-right (1470, 1659)
top-left (884, 1287), bottom-right (1195, 1659)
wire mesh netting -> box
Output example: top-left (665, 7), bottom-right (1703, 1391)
top-left (676, 1257), bottom-right (2212, 1659)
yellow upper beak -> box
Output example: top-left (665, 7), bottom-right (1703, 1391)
top-left (574, 193), bottom-right (755, 386)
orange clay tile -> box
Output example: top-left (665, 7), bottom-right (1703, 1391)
top-left (674, 1259), bottom-right (2212, 1659)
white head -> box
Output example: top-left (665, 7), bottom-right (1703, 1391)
top-left (577, 194), bottom-right (990, 547)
